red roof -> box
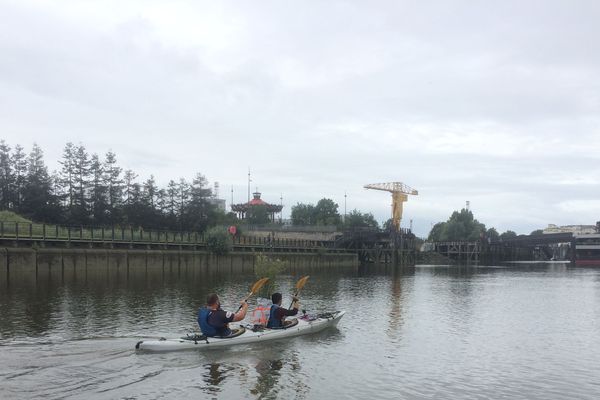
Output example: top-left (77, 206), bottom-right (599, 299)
top-left (249, 198), bottom-right (268, 206)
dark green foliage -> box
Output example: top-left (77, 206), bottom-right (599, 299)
top-left (427, 208), bottom-right (486, 242)
top-left (0, 141), bottom-right (229, 232)
top-left (314, 198), bottom-right (340, 225)
top-left (205, 226), bottom-right (233, 255)
top-left (500, 230), bottom-right (518, 240)
top-left (486, 227), bottom-right (500, 242)
top-left (291, 203), bottom-right (315, 225)
top-left (343, 209), bottom-right (379, 229)
top-left (530, 229), bottom-right (544, 236)
top-left (254, 254), bottom-right (287, 297)
top-left (291, 198), bottom-right (341, 226)
top-left (20, 144), bottom-right (61, 222)
top-left (246, 204), bottom-right (270, 224)
top-left (0, 141), bottom-right (13, 210)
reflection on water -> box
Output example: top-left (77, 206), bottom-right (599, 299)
top-left (2, 262), bottom-right (600, 399)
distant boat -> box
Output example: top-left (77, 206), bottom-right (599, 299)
top-left (574, 234), bottom-right (600, 266)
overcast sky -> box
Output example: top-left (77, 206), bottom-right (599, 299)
top-left (1, 0), bottom-right (599, 236)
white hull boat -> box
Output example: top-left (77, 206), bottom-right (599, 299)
top-left (135, 311), bottom-right (345, 352)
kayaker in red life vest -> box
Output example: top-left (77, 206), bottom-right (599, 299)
top-left (198, 293), bottom-right (248, 337)
top-left (266, 292), bottom-right (299, 328)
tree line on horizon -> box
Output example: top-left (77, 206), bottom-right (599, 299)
top-left (290, 198), bottom-right (380, 229)
top-left (427, 208), bottom-right (541, 242)
top-left (0, 140), bottom-right (383, 232)
top-left (0, 140), bottom-right (228, 231)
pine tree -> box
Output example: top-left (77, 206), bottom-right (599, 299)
top-left (89, 153), bottom-right (109, 224)
top-left (177, 178), bottom-right (190, 230)
top-left (123, 169), bottom-right (138, 206)
top-left (21, 143), bottom-right (60, 222)
top-left (12, 144), bottom-right (27, 211)
top-left (0, 140), bottom-right (13, 209)
top-left (71, 144), bottom-right (90, 223)
top-left (58, 142), bottom-right (76, 220)
top-left (143, 175), bottom-right (158, 209)
top-left (186, 173), bottom-right (214, 231)
top-left (166, 179), bottom-right (178, 229)
top-left (103, 150), bottom-right (123, 224)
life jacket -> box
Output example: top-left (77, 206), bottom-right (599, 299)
top-left (197, 307), bottom-right (218, 337)
top-left (251, 305), bottom-right (271, 326)
top-left (267, 304), bottom-right (282, 328)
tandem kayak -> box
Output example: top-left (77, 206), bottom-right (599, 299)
top-left (135, 311), bottom-right (345, 352)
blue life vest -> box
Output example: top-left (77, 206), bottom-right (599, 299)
top-left (198, 308), bottom-right (218, 337)
top-left (267, 304), bottom-right (282, 328)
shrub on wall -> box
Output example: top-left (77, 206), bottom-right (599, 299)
top-left (205, 226), bottom-right (233, 255)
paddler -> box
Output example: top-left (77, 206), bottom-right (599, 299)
top-left (198, 293), bottom-right (248, 337)
top-left (266, 292), bottom-right (300, 328)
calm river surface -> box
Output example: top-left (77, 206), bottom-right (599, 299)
top-left (1, 263), bottom-right (600, 399)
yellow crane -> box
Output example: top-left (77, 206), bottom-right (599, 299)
top-left (364, 182), bottom-right (418, 231)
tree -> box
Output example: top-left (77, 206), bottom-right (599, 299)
top-left (344, 209), bottom-right (379, 229)
top-left (142, 175), bottom-right (158, 209)
top-left (427, 208), bottom-right (486, 241)
top-left (247, 204), bottom-right (270, 224)
top-left (185, 173), bottom-right (215, 231)
top-left (177, 178), bottom-right (190, 230)
top-left (103, 150), bottom-right (123, 223)
top-left (291, 203), bottom-right (315, 225)
top-left (20, 144), bottom-right (60, 222)
top-left (123, 169), bottom-right (138, 206)
top-left (500, 230), bottom-right (517, 240)
top-left (313, 198), bottom-right (340, 225)
top-left (428, 222), bottom-right (446, 241)
top-left (486, 227), bottom-right (500, 242)
top-left (58, 142), bottom-right (76, 217)
top-left (71, 144), bottom-right (90, 224)
top-left (165, 179), bottom-right (178, 229)
top-left (0, 140), bottom-right (12, 209)
top-left (89, 154), bottom-right (109, 224)
top-left (530, 229), bottom-right (544, 236)
top-left (12, 144), bottom-right (27, 211)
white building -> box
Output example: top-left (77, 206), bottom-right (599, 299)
top-left (543, 224), bottom-right (597, 235)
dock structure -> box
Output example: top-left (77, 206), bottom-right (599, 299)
top-left (0, 221), bottom-right (351, 255)
top-left (428, 232), bottom-right (578, 264)
top-left (333, 227), bottom-right (417, 266)
top-left (433, 241), bottom-right (481, 264)
top-left (0, 221), bottom-right (418, 267)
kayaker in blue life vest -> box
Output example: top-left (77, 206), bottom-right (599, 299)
top-left (266, 292), bottom-right (299, 328)
top-left (198, 293), bottom-right (248, 337)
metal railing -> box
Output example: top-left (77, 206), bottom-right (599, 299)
top-left (0, 221), bottom-right (342, 250)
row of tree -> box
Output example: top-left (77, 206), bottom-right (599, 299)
top-left (0, 141), bottom-right (229, 231)
top-left (427, 208), bottom-right (532, 242)
top-left (290, 198), bottom-right (379, 229)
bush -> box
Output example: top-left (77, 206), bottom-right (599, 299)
top-left (205, 226), bottom-right (233, 255)
top-left (254, 254), bottom-right (287, 297)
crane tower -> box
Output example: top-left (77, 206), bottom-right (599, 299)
top-left (364, 182), bottom-right (418, 231)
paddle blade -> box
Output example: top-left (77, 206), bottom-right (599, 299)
top-left (250, 277), bottom-right (270, 295)
top-left (295, 276), bottom-right (310, 291)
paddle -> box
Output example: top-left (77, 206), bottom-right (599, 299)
top-left (288, 275), bottom-right (309, 309)
top-left (237, 277), bottom-right (270, 312)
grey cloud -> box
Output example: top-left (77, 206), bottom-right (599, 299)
top-left (1, 0), bottom-right (599, 237)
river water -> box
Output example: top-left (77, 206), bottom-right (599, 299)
top-left (1, 263), bottom-right (599, 399)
